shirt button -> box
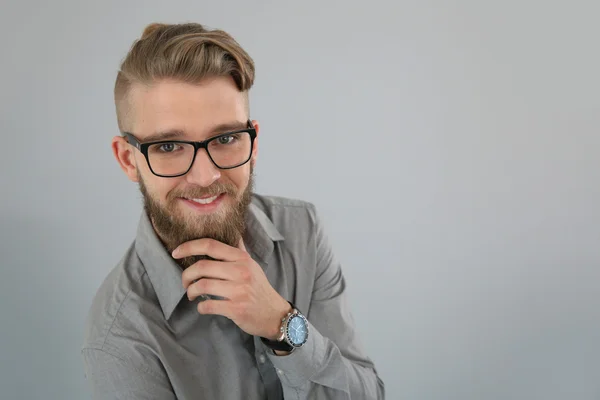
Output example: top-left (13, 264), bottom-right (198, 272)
top-left (258, 354), bottom-right (266, 364)
top-left (277, 369), bottom-right (283, 375)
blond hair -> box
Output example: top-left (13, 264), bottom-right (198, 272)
top-left (114, 22), bottom-right (255, 132)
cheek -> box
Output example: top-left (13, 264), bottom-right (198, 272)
top-left (143, 174), bottom-right (182, 202)
top-left (222, 168), bottom-right (249, 192)
top-left (162, 183), bottom-right (181, 201)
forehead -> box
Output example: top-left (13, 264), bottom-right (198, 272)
top-left (128, 77), bottom-right (247, 139)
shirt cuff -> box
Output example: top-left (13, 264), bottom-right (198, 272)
top-left (264, 321), bottom-right (326, 389)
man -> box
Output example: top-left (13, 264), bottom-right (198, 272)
top-left (81, 22), bottom-right (385, 399)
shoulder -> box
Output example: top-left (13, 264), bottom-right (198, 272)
top-left (252, 193), bottom-right (316, 209)
top-left (249, 193), bottom-right (328, 255)
top-left (251, 193), bottom-right (319, 224)
top-left (81, 243), bottom-right (161, 352)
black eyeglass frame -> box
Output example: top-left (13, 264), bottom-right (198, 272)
top-left (123, 120), bottom-right (257, 178)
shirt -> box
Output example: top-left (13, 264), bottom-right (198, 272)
top-left (81, 194), bottom-right (385, 399)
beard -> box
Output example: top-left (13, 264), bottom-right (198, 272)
top-left (138, 169), bottom-right (254, 269)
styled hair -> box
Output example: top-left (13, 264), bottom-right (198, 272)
top-left (114, 22), bottom-right (255, 132)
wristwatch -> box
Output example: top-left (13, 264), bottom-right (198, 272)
top-left (261, 302), bottom-right (309, 352)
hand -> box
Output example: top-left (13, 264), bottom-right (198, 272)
top-left (173, 238), bottom-right (292, 340)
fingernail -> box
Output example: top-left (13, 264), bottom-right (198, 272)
top-left (172, 248), bottom-right (180, 258)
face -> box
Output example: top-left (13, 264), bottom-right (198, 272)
top-left (112, 77), bottom-right (259, 268)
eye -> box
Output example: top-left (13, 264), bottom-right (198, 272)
top-left (216, 135), bottom-right (236, 145)
top-left (158, 143), bottom-right (178, 152)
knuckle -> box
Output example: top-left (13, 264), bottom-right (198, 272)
top-left (240, 252), bottom-right (253, 264)
top-left (196, 279), bottom-right (210, 292)
top-left (181, 272), bottom-right (191, 286)
top-left (182, 270), bottom-right (195, 286)
top-left (186, 285), bottom-right (195, 298)
top-left (239, 266), bottom-right (251, 282)
top-left (188, 281), bottom-right (203, 298)
top-left (187, 285), bottom-right (198, 298)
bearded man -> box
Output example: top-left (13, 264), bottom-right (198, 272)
top-left (81, 22), bottom-right (384, 400)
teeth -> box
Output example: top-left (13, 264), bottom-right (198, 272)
top-left (191, 195), bottom-right (218, 205)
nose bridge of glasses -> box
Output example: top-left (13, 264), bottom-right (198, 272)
top-left (183, 145), bottom-right (220, 185)
top-left (190, 140), bottom-right (219, 170)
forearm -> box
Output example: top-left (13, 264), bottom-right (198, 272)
top-left (266, 322), bottom-right (384, 399)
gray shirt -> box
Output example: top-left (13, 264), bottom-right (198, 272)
top-left (81, 194), bottom-right (385, 399)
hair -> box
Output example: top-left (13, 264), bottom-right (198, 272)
top-left (114, 22), bottom-right (255, 133)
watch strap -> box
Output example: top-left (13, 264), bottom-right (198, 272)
top-left (260, 336), bottom-right (294, 352)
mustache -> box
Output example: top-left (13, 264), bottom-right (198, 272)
top-left (168, 182), bottom-right (238, 200)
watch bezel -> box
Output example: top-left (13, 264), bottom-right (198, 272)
top-left (283, 310), bottom-right (309, 348)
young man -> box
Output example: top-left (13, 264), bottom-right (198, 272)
top-left (81, 22), bottom-right (384, 399)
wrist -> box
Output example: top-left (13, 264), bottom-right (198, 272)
top-left (261, 301), bottom-right (309, 354)
top-left (266, 299), bottom-right (293, 341)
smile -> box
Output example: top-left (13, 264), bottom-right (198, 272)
top-left (191, 195), bottom-right (219, 205)
top-left (180, 194), bottom-right (226, 214)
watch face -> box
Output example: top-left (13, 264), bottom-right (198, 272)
top-left (287, 315), bottom-right (308, 346)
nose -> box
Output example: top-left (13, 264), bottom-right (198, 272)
top-left (185, 148), bottom-right (221, 187)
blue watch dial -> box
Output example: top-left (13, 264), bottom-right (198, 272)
top-left (288, 315), bottom-right (308, 345)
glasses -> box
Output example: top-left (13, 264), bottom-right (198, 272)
top-left (124, 120), bottom-right (257, 177)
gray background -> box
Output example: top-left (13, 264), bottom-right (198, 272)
top-left (1, 0), bottom-right (599, 399)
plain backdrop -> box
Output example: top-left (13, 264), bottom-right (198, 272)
top-left (1, 1), bottom-right (599, 399)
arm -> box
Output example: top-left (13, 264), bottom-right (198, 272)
top-left (81, 347), bottom-right (177, 400)
top-left (267, 206), bottom-right (385, 399)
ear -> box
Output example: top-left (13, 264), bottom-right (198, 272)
top-left (250, 119), bottom-right (260, 168)
top-left (112, 136), bottom-right (140, 182)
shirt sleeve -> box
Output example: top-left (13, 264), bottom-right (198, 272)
top-left (81, 347), bottom-right (177, 400)
top-left (266, 205), bottom-right (386, 399)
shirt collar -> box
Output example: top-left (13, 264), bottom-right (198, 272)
top-left (134, 197), bottom-right (284, 321)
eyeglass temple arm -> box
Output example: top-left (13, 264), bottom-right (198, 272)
top-left (123, 132), bottom-right (141, 150)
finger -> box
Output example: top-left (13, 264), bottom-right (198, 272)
top-left (173, 238), bottom-right (245, 262)
top-left (196, 298), bottom-right (234, 319)
top-left (187, 278), bottom-right (237, 302)
top-left (181, 259), bottom-right (241, 289)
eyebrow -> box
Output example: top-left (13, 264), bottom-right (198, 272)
top-left (142, 121), bottom-right (249, 143)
